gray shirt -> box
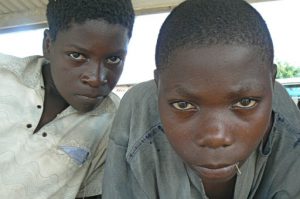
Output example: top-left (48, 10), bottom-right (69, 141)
top-left (272, 81), bottom-right (300, 126)
top-left (102, 80), bottom-right (300, 199)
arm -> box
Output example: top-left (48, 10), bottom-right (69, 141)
top-left (102, 81), bottom-right (158, 199)
top-left (102, 140), bottom-right (137, 198)
top-left (101, 98), bottom-right (142, 199)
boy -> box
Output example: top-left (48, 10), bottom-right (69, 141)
top-left (102, 0), bottom-right (300, 198)
top-left (0, 0), bottom-right (134, 198)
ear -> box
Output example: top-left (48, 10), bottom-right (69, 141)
top-left (43, 29), bottom-right (52, 59)
top-left (272, 64), bottom-right (277, 86)
top-left (154, 69), bottom-right (159, 88)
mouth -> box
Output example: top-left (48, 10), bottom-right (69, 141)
top-left (193, 163), bottom-right (239, 180)
top-left (76, 94), bottom-right (106, 103)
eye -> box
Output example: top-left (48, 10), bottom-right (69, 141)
top-left (232, 98), bottom-right (258, 109)
top-left (171, 101), bottom-right (197, 111)
top-left (69, 52), bottom-right (86, 61)
top-left (106, 56), bottom-right (122, 65)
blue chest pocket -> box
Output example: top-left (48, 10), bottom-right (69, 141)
top-left (59, 146), bottom-right (90, 166)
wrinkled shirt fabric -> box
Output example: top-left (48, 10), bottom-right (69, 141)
top-left (0, 53), bottom-right (119, 198)
top-left (103, 80), bottom-right (300, 199)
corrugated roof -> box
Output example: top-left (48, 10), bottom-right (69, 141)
top-left (0, 0), bottom-right (47, 31)
top-left (0, 0), bottom-right (277, 32)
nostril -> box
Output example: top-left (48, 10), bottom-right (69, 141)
top-left (196, 132), bottom-right (233, 149)
top-left (80, 74), bottom-right (89, 82)
top-left (81, 78), bottom-right (88, 84)
top-left (80, 77), bottom-right (92, 85)
top-left (80, 75), bottom-right (108, 88)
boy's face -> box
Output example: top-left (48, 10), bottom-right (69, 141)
top-left (44, 20), bottom-right (129, 112)
top-left (157, 45), bottom-right (275, 184)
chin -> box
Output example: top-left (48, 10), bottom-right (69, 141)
top-left (75, 103), bottom-right (99, 113)
top-left (200, 173), bottom-right (236, 184)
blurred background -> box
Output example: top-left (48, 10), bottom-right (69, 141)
top-left (0, 0), bottom-right (299, 102)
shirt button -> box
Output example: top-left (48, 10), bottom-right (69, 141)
top-left (26, 124), bottom-right (32, 128)
top-left (37, 105), bottom-right (42, 109)
top-left (42, 132), bottom-right (47, 137)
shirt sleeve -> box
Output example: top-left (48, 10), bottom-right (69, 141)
top-left (102, 82), bottom-right (154, 199)
top-left (102, 140), bottom-right (142, 199)
top-left (269, 149), bottom-right (300, 198)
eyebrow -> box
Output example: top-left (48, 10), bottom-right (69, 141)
top-left (170, 85), bottom-right (201, 100)
top-left (64, 44), bottom-right (88, 52)
top-left (65, 44), bottom-right (127, 55)
top-left (170, 82), bottom-right (267, 98)
top-left (173, 86), bottom-right (195, 97)
top-left (228, 82), bottom-right (267, 94)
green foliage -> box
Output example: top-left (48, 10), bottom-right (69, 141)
top-left (276, 60), bottom-right (300, 79)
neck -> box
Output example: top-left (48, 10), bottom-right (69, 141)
top-left (34, 64), bottom-right (69, 133)
top-left (203, 177), bottom-right (236, 199)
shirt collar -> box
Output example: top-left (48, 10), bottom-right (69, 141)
top-left (258, 111), bottom-right (280, 156)
top-left (57, 93), bottom-right (118, 117)
top-left (22, 55), bottom-right (47, 90)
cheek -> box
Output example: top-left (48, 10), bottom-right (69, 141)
top-left (112, 67), bottom-right (123, 81)
top-left (159, 106), bottom-right (195, 158)
top-left (51, 66), bottom-right (75, 84)
top-left (50, 58), bottom-right (67, 77)
top-left (163, 122), bottom-right (194, 160)
top-left (243, 112), bottom-right (271, 143)
top-left (50, 64), bottom-right (80, 96)
top-left (107, 66), bottom-right (124, 84)
top-left (235, 106), bottom-right (272, 152)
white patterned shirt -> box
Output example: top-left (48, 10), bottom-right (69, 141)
top-left (0, 53), bottom-right (119, 198)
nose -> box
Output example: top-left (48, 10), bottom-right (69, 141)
top-left (195, 111), bottom-right (234, 149)
top-left (80, 62), bottom-right (107, 88)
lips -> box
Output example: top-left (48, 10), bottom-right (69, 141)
top-left (76, 94), bottom-right (105, 102)
top-left (81, 94), bottom-right (105, 99)
top-left (193, 163), bottom-right (238, 180)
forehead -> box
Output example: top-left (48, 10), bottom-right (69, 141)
top-left (159, 45), bottom-right (272, 93)
top-left (54, 20), bottom-right (129, 49)
top-left (165, 45), bottom-right (270, 76)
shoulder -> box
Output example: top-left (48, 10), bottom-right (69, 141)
top-left (89, 92), bottom-right (120, 116)
top-left (120, 80), bottom-right (159, 121)
top-left (106, 91), bottom-right (121, 111)
top-left (121, 80), bottom-right (157, 104)
top-left (0, 53), bottom-right (46, 88)
top-left (274, 113), bottom-right (300, 143)
top-left (266, 113), bottom-right (300, 171)
top-left (109, 80), bottom-right (161, 146)
top-left (116, 80), bottom-right (159, 123)
top-left (272, 81), bottom-right (300, 126)
top-left (0, 53), bottom-right (24, 74)
top-left (261, 114), bottom-right (300, 197)
top-left (270, 113), bottom-right (300, 153)
top-left (0, 53), bottom-right (43, 72)
top-left (0, 53), bottom-right (21, 65)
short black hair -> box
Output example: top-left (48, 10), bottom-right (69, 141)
top-left (155, 0), bottom-right (274, 70)
top-left (46, 0), bottom-right (135, 40)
